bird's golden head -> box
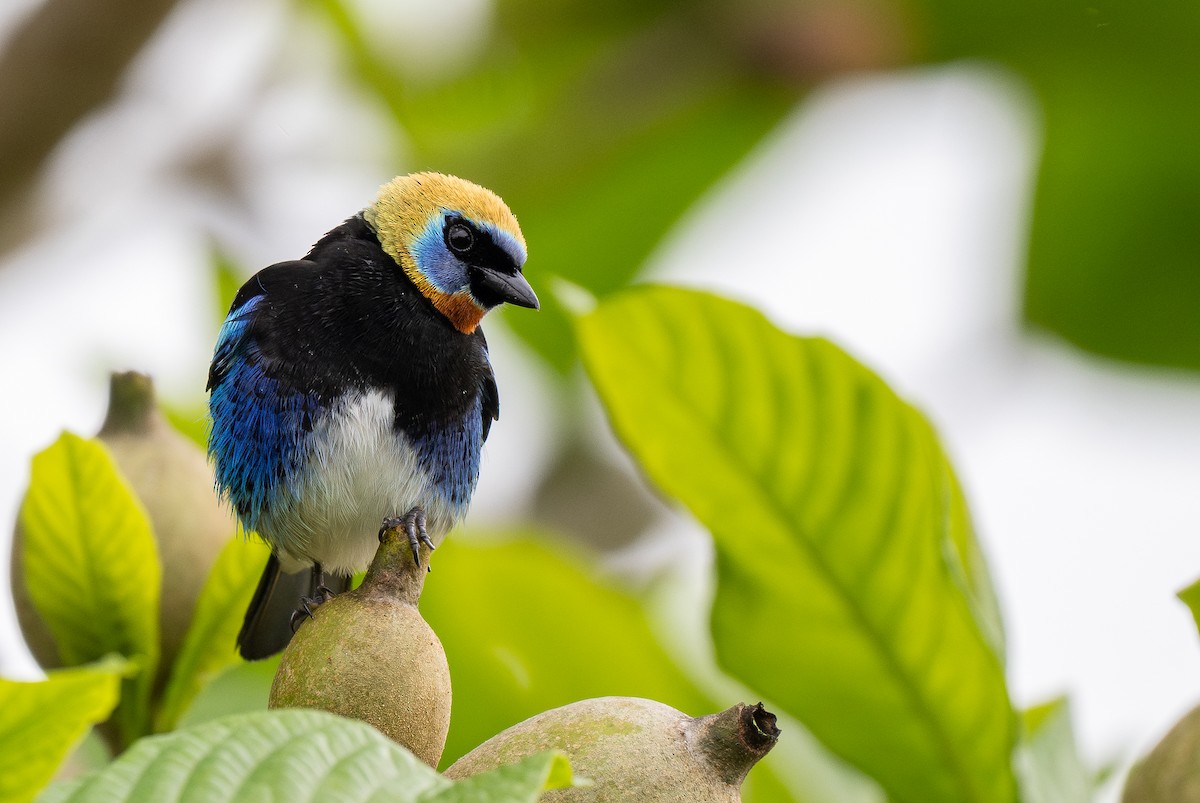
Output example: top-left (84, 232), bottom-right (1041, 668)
top-left (365, 173), bottom-right (536, 334)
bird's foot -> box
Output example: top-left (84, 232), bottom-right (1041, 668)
top-left (288, 578), bottom-right (338, 633)
top-left (379, 507), bottom-right (434, 568)
top-left (289, 597), bottom-right (315, 633)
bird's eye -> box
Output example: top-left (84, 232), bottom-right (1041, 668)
top-left (446, 223), bottom-right (474, 254)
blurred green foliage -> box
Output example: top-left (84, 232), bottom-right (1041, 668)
top-left (1015, 698), bottom-right (1094, 803)
top-left (311, 0), bottom-right (1200, 373)
top-left (913, 0), bottom-right (1200, 370)
top-left (1176, 577), bottom-right (1200, 637)
top-left (313, 0), bottom-right (803, 371)
top-left (154, 537), bottom-right (268, 733)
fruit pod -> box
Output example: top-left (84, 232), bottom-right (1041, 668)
top-left (1123, 702), bottom-right (1200, 802)
top-left (269, 525), bottom-right (451, 768)
top-left (11, 371), bottom-right (234, 686)
top-left (445, 696), bottom-right (780, 801)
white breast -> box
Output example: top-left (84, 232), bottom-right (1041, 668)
top-left (257, 389), bottom-right (458, 575)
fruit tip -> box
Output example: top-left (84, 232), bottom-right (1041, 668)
top-left (363, 521), bottom-right (430, 603)
top-left (744, 703), bottom-right (780, 747)
top-left (99, 370), bottom-right (159, 435)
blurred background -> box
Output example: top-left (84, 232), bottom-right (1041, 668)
top-left (1, 0), bottom-right (1198, 799)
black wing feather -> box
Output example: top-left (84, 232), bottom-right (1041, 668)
top-left (206, 260), bottom-right (316, 392)
top-left (476, 328), bottom-right (500, 443)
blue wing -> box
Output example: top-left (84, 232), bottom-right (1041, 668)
top-left (207, 289), bottom-right (321, 532)
top-left (408, 393), bottom-right (484, 516)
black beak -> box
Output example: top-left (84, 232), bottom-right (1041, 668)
top-left (473, 267), bottom-right (540, 310)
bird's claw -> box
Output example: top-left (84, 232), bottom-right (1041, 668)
top-left (379, 507), bottom-right (434, 568)
top-left (378, 517), bottom-right (400, 543)
top-left (289, 598), bottom-right (314, 633)
top-left (289, 586), bottom-right (336, 633)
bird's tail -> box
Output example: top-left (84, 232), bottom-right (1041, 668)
top-left (237, 554), bottom-right (351, 660)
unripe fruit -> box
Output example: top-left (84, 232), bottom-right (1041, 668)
top-left (1123, 702), bottom-right (1200, 802)
top-left (11, 372), bottom-right (234, 687)
top-left (445, 697), bottom-right (779, 801)
top-left (269, 525), bottom-right (451, 768)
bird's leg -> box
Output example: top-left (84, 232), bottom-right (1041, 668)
top-left (311, 563), bottom-right (337, 602)
top-left (379, 507), bottom-right (434, 568)
top-left (289, 562), bottom-right (337, 632)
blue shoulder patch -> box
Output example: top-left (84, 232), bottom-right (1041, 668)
top-left (207, 296), bottom-right (321, 531)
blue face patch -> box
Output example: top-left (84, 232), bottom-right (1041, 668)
top-left (411, 215), bottom-right (468, 294)
top-left (409, 212), bottom-right (527, 295)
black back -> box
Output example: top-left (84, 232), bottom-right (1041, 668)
top-left (209, 215), bottom-right (499, 440)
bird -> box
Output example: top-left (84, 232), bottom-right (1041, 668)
top-left (206, 172), bottom-right (538, 660)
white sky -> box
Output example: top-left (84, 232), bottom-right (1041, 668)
top-left (1, 2), bottom-right (1198, 798)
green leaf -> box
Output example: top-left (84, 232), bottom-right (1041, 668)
top-left (38, 710), bottom-right (568, 802)
top-left (424, 751), bottom-right (576, 802)
top-left (156, 537), bottom-right (270, 732)
top-left (18, 432), bottom-right (161, 747)
top-left (0, 657), bottom-right (128, 803)
top-left (578, 286), bottom-right (1017, 803)
top-left (1178, 577), bottom-right (1200, 637)
top-left (420, 535), bottom-right (714, 769)
top-left (1015, 698), bottom-right (1092, 803)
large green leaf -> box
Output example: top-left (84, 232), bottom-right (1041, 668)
top-left (0, 656), bottom-right (128, 803)
top-left (578, 286), bottom-right (1016, 803)
top-left (420, 535), bottom-right (714, 769)
top-left (18, 432), bottom-right (161, 746)
top-left (38, 710), bottom-right (572, 802)
top-left (155, 537), bottom-right (269, 732)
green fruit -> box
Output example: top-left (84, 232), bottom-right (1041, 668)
top-left (445, 697), bottom-right (779, 801)
top-left (269, 525), bottom-right (451, 768)
top-left (11, 371), bottom-right (234, 688)
top-left (1124, 702), bottom-right (1200, 802)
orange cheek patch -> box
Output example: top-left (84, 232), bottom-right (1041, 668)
top-left (429, 290), bottom-right (486, 334)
